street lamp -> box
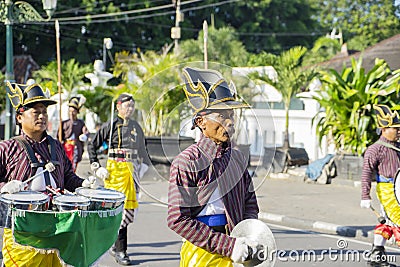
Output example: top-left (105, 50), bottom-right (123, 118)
top-left (102, 37), bottom-right (113, 71)
top-left (0, 0), bottom-right (57, 140)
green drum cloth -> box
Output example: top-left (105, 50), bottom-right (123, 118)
top-left (11, 206), bottom-right (123, 267)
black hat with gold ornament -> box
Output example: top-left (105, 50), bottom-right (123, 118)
top-left (373, 104), bottom-right (400, 128)
top-left (182, 67), bottom-right (250, 114)
top-left (68, 96), bottom-right (86, 111)
top-left (7, 81), bottom-right (57, 113)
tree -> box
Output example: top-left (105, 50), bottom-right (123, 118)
top-left (32, 59), bottom-right (91, 97)
top-left (180, 26), bottom-right (249, 67)
top-left (316, 0), bottom-right (400, 50)
top-left (248, 46), bottom-right (317, 149)
top-left (311, 58), bottom-right (400, 155)
top-left (303, 36), bottom-right (342, 66)
top-left (112, 49), bottom-right (185, 136)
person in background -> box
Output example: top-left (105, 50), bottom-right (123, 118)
top-left (0, 82), bottom-right (98, 266)
top-left (87, 92), bottom-right (150, 266)
top-left (58, 96), bottom-right (89, 172)
top-left (167, 67), bottom-right (259, 266)
top-left (361, 104), bottom-right (400, 267)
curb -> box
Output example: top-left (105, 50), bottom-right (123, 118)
top-left (259, 212), bottom-right (373, 239)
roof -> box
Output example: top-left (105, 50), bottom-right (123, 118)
top-left (1, 55), bottom-right (40, 83)
top-left (319, 34), bottom-right (400, 72)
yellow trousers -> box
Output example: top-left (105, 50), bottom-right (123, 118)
top-left (180, 241), bottom-right (233, 267)
top-left (376, 182), bottom-right (400, 225)
top-left (2, 228), bottom-right (64, 267)
top-left (105, 159), bottom-right (138, 209)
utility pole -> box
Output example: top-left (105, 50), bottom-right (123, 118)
top-left (171, 0), bottom-right (183, 54)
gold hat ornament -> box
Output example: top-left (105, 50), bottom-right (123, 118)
top-left (182, 67), bottom-right (250, 114)
top-left (373, 104), bottom-right (400, 128)
top-left (7, 81), bottom-right (57, 113)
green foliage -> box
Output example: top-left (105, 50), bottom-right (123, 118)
top-left (303, 36), bottom-right (342, 66)
top-left (312, 58), bottom-right (400, 155)
top-left (180, 26), bottom-right (249, 67)
top-left (248, 46), bottom-right (318, 147)
top-left (0, 72), bottom-right (6, 111)
top-left (32, 59), bottom-right (92, 96)
top-left (317, 0), bottom-right (400, 50)
top-left (112, 50), bottom-right (186, 136)
top-left (78, 86), bottom-right (113, 123)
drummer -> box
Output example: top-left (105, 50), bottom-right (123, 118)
top-left (87, 92), bottom-right (151, 265)
top-left (167, 67), bottom-right (260, 265)
top-left (361, 104), bottom-right (400, 266)
top-left (0, 81), bottom-right (98, 266)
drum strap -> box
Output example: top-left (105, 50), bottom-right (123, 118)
top-left (13, 136), bottom-right (60, 189)
top-left (377, 140), bottom-right (400, 152)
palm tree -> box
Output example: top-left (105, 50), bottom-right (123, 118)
top-left (32, 59), bottom-right (91, 97)
top-left (249, 46), bottom-right (317, 149)
top-left (112, 49), bottom-right (185, 136)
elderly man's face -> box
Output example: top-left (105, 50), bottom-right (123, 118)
top-left (117, 100), bottom-right (135, 119)
top-left (382, 127), bottom-right (400, 141)
top-left (196, 110), bottom-right (235, 144)
top-left (17, 103), bottom-right (48, 136)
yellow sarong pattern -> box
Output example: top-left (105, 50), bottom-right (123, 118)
top-left (376, 182), bottom-right (400, 225)
top-left (180, 240), bottom-right (233, 267)
top-left (105, 159), bottom-right (138, 209)
top-left (2, 228), bottom-right (65, 267)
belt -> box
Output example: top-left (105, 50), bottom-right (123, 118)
top-left (108, 153), bottom-right (137, 160)
top-left (108, 149), bottom-right (138, 161)
top-left (197, 214), bottom-right (227, 226)
top-left (376, 175), bottom-right (394, 183)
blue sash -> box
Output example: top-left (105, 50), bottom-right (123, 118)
top-left (197, 214), bottom-right (227, 226)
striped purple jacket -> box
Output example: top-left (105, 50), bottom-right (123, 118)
top-left (0, 132), bottom-right (83, 192)
top-left (167, 134), bottom-right (259, 257)
top-left (361, 136), bottom-right (400, 200)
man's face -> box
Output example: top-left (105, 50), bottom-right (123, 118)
top-left (17, 103), bottom-right (48, 135)
top-left (382, 127), bottom-right (400, 141)
top-left (196, 110), bottom-right (235, 144)
top-left (68, 107), bottom-right (78, 120)
top-left (117, 100), bottom-right (135, 119)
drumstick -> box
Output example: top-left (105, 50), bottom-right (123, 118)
top-left (370, 205), bottom-right (386, 224)
top-left (23, 163), bottom-right (56, 186)
top-left (63, 189), bottom-right (75, 195)
top-left (46, 186), bottom-right (61, 196)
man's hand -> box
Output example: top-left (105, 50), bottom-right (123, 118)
top-left (231, 237), bottom-right (250, 263)
top-left (1, 180), bottom-right (24, 194)
top-left (79, 134), bottom-right (88, 142)
top-left (360, 199), bottom-right (371, 209)
top-left (95, 167), bottom-right (109, 180)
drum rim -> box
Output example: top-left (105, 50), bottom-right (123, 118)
top-left (52, 195), bottom-right (90, 206)
top-left (0, 191), bottom-right (49, 205)
top-left (75, 187), bottom-right (125, 201)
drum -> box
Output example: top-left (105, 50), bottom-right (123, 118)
top-left (75, 187), bottom-right (125, 210)
top-left (0, 191), bottom-right (49, 211)
top-left (52, 194), bottom-right (90, 211)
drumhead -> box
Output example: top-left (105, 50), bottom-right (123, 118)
top-left (75, 187), bottom-right (125, 201)
top-left (0, 191), bottom-right (49, 204)
top-left (53, 195), bottom-right (90, 205)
